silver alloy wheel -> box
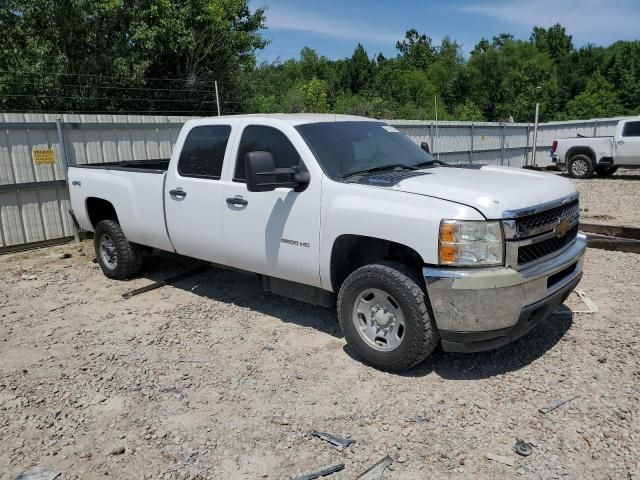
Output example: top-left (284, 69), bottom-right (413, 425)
top-left (99, 233), bottom-right (118, 270)
top-left (571, 158), bottom-right (588, 177)
top-left (352, 288), bottom-right (406, 352)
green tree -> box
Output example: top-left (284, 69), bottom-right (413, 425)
top-left (565, 76), bottom-right (624, 119)
top-left (344, 44), bottom-right (373, 93)
top-left (454, 100), bottom-right (484, 121)
top-left (531, 24), bottom-right (573, 62)
top-left (396, 29), bottom-right (435, 70)
top-left (300, 78), bottom-right (328, 112)
top-left (0, 0), bottom-right (267, 114)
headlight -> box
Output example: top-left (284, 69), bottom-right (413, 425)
top-left (439, 220), bottom-right (504, 266)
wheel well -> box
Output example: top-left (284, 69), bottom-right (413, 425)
top-left (86, 197), bottom-right (118, 228)
top-left (330, 235), bottom-right (424, 292)
top-left (566, 147), bottom-right (595, 164)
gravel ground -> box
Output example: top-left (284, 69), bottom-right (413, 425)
top-left (566, 168), bottom-right (640, 227)
top-left (0, 241), bottom-right (639, 480)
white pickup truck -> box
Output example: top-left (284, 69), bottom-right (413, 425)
top-left (550, 118), bottom-right (640, 178)
top-left (68, 114), bottom-right (586, 371)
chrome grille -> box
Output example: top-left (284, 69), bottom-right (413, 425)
top-left (514, 199), bottom-right (579, 238)
top-left (517, 225), bottom-right (579, 265)
top-left (504, 195), bottom-right (581, 268)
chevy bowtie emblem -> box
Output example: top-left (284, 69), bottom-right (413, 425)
top-left (557, 218), bottom-right (571, 237)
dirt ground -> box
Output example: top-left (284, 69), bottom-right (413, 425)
top-left (568, 168), bottom-right (640, 227)
top-left (0, 241), bottom-right (639, 479)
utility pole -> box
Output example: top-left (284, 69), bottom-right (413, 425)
top-left (214, 81), bottom-right (221, 116)
top-left (434, 96), bottom-right (440, 161)
top-left (532, 102), bottom-right (540, 166)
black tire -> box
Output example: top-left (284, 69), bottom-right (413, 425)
top-left (568, 154), bottom-right (594, 179)
top-left (594, 165), bottom-right (618, 177)
top-left (94, 219), bottom-right (142, 280)
top-left (337, 261), bottom-right (439, 372)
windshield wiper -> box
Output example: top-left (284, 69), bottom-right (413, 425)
top-left (341, 163), bottom-right (418, 180)
top-left (413, 160), bottom-right (437, 168)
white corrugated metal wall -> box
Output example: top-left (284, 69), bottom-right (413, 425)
top-left (387, 117), bottom-right (624, 168)
top-left (0, 113), bottom-right (632, 251)
top-left (0, 113), bottom-right (196, 251)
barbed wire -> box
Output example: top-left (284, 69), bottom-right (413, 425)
top-left (0, 70), bottom-right (244, 86)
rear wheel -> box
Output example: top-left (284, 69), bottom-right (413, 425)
top-left (337, 262), bottom-right (439, 372)
top-left (594, 165), bottom-right (618, 177)
top-left (94, 219), bottom-right (142, 279)
top-left (568, 154), bottom-right (594, 179)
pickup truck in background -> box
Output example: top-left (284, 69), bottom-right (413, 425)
top-left (550, 118), bottom-right (640, 178)
top-left (68, 114), bottom-right (586, 371)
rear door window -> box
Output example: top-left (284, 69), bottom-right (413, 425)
top-left (178, 125), bottom-right (231, 179)
top-left (622, 121), bottom-right (640, 137)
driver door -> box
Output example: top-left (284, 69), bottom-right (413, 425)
top-left (222, 124), bottom-right (322, 287)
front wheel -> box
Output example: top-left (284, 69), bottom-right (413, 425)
top-left (94, 219), bottom-right (142, 280)
top-left (337, 262), bottom-right (439, 371)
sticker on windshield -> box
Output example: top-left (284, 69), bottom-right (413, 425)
top-left (382, 125), bottom-right (400, 133)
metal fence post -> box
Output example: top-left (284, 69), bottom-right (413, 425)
top-left (55, 118), bottom-right (79, 242)
top-left (470, 123), bottom-right (474, 163)
top-left (525, 124), bottom-right (530, 166)
top-left (430, 123), bottom-right (434, 154)
top-left (55, 118), bottom-right (70, 173)
top-left (500, 125), bottom-right (505, 166)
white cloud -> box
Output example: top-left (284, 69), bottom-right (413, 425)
top-left (460, 0), bottom-right (640, 41)
top-left (265, 7), bottom-right (402, 44)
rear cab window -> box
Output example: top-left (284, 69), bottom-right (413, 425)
top-left (234, 125), bottom-right (302, 182)
top-left (178, 125), bottom-right (232, 179)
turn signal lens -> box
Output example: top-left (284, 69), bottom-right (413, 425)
top-left (439, 220), bottom-right (504, 266)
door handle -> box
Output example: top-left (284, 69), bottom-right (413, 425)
top-left (169, 189), bottom-right (187, 198)
top-left (617, 140), bottom-right (625, 145)
top-left (226, 197), bottom-right (248, 206)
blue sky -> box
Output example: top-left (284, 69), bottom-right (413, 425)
top-left (251, 0), bottom-right (640, 62)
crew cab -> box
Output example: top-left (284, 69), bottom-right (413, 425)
top-left (68, 114), bottom-right (586, 371)
top-left (550, 118), bottom-right (640, 178)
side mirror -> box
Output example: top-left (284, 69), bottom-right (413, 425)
top-left (420, 142), bottom-right (431, 154)
top-left (245, 151), bottom-right (310, 193)
top-left (246, 151), bottom-right (277, 192)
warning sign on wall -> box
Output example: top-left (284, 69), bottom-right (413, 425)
top-left (32, 148), bottom-right (56, 165)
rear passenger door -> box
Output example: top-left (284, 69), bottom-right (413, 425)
top-left (616, 121), bottom-right (640, 165)
top-left (165, 124), bottom-right (232, 263)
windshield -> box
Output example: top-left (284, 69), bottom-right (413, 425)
top-left (295, 121), bottom-right (434, 179)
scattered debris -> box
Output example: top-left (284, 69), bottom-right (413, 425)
top-left (356, 455), bottom-right (393, 480)
top-left (558, 372), bottom-right (569, 382)
top-left (121, 265), bottom-right (208, 299)
top-left (311, 430), bottom-right (355, 449)
top-left (575, 289), bottom-right (599, 313)
top-left (514, 440), bottom-right (533, 457)
top-left (539, 394), bottom-right (580, 414)
top-left (292, 463), bottom-right (345, 480)
top-left (110, 446), bottom-right (126, 455)
top-left (59, 253), bottom-right (72, 259)
top-left (486, 452), bottom-right (515, 466)
top-left (15, 467), bottom-right (60, 480)
top-left (20, 274), bottom-right (37, 281)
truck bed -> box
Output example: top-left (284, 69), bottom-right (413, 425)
top-left (72, 158), bottom-right (170, 173)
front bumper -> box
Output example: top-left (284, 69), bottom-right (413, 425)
top-left (424, 234), bottom-right (586, 352)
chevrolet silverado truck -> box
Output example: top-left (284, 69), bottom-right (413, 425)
top-left (68, 114), bottom-right (586, 371)
top-left (550, 118), bottom-right (640, 178)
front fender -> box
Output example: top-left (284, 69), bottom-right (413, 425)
top-left (319, 180), bottom-right (483, 290)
